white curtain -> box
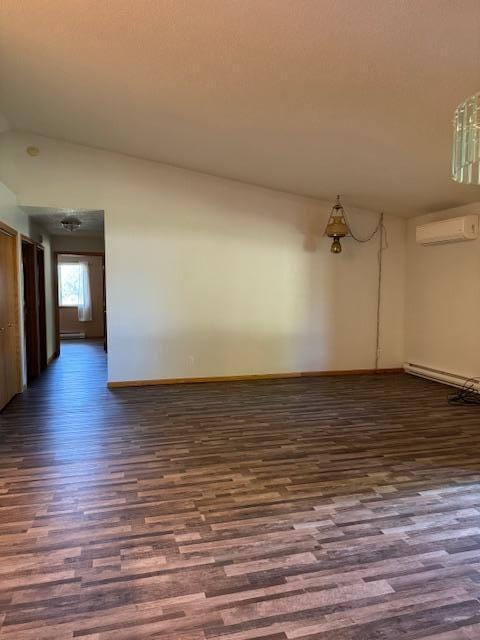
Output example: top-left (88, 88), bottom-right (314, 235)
top-left (77, 261), bottom-right (92, 322)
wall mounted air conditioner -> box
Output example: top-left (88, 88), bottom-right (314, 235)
top-left (416, 215), bottom-right (478, 245)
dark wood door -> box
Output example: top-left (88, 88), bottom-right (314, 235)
top-left (0, 235), bottom-right (9, 409)
top-left (22, 240), bottom-right (41, 383)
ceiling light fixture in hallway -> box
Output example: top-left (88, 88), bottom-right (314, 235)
top-left (61, 216), bottom-right (82, 232)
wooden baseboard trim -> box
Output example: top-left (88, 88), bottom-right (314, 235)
top-left (107, 368), bottom-right (404, 389)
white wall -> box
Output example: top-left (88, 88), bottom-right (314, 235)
top-left (51, 234), bottom-right (105, 253)
top-left (0, 181), bottom-right (30, 236)
top-left (0, 131), bottom-right (406, 383)
top-left (405, 204), bottom-right (480, 379)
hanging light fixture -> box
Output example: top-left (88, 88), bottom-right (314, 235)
top-left (324, 195), bottom-right (349, 253)
top-left (61, 216), bottom-right (82, 232)
top-left (452, 92), bottom-right (480, 185)
top-left (323, 195), bottom-right (384, 254)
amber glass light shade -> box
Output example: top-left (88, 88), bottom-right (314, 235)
top-left (324, 196), bottom-right (351, 255)
top-left (325, 216), bottom-right (348, 239)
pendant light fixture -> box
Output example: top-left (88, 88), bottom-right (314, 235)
top-left (61, 216), bottom-right (82, 232)
top-left (324, 195), bottom-right (349, 253)
top-left (323, 195), bottom-right (383, 254)
top-left (452, 92), bottom-right (480, 185)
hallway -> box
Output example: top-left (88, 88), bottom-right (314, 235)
top-left (1, 344), bottom-right (480, 638)
top-left (1, 340), bottom-right (111, 453)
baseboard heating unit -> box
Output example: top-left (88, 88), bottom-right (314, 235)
top-left (404, 363), bottom-right (479, 390)
top-left (60, 332), bottom-right (86, 340)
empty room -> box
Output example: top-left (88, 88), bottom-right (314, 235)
top-left (0, 1), bottom-right (480, 638)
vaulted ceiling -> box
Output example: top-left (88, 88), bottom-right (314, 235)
top-left (1, 0), bottom-right (479, 216)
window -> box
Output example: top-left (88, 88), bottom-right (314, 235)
top-left (58, 263), bottom-right (84, 307)
top-left (58, 261), bottom-right (92, 321)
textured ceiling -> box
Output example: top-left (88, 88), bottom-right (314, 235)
top-left (1, 0), bottom-right (479, 216)
top-left (23, 207), bottom-right (104, 237)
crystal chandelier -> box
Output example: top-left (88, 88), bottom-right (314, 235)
top-left (452, 92), bottom-right (480, 185)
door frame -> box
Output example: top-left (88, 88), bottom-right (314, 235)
top-left (54, 251), bottom-right (106, 356)
top-left (0, 220), bottom-right (22, 397)
top-left (21, 235), bottom-right (43, 383)
top-left (36, 246), bottom-right (48, 370)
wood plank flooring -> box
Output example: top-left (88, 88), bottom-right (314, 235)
top-left (1, 341), bottom-right (480, 639)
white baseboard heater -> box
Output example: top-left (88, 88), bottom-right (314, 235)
top-left (60, 331), bottom-right (86, 340)
top-left (404, 363), bottom-right (479, 390)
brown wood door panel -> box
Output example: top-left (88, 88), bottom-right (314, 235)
top-left (0, 230), bottom-right (20, 410)
top-left (0, 236), bottom-right (9, 409)
top-left (5, 236), bottom-right (20, 400)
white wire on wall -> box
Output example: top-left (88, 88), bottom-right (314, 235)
top-left (343, 208), bottom-right (386, 370)
top-left (374, 214), bottom-right (387, 371)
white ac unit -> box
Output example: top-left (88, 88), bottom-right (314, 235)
top-left (416, 215), bottom-right (478, 245)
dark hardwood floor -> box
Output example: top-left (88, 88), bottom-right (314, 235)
top-left (1, 341), bottom-right (480, 639)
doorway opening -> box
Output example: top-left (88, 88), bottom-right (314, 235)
top-left (54, 251), bottom-right (106, 356)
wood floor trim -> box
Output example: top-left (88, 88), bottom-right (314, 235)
top-left (107, 367), bottom-right (404, 388)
